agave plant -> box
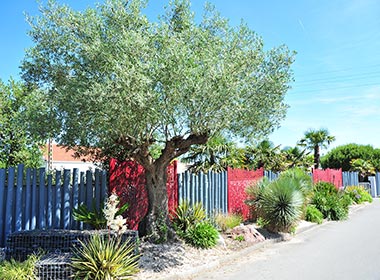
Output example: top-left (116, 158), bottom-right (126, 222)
top-left (259, 177), bottom-right (304, 233)
top-left (71, 234), bottom-right (139, 280)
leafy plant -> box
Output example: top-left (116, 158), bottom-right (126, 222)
top-left (345, 186), bottom-right (373, 204)
top-left (0, 253), bottom-right (40, 280)
top-left (234, 235), bottom-right (245, 242)
top-left (213, 212), bottom-right (243, 232)
top-left (71, 234), bottom-right (139, 280)
top-left (172, 201), bottom-right (206, 236)
top-left (183, 221), bottom-right (219, 249)
top-left (73, 199), bottom-right (129, 229)
top-left (312, 182), bottom-right (351, 221)
top-left (305, 205), bottom-right (324, 224)
top-left (256, 217), bottom-right (270, 228)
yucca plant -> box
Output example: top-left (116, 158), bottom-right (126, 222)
top-left (0, 254), bottom-right (40, 280)
top-left (279, 168), bottom-right (313, 197)
top-left (260, 177), bottom-right (304, 233)
top-left (172, 200), bottom-right (206, 235)
top-left (73, 199), bottom-right (129, 229)
top-left (71, 234), bottom-right (139, 280)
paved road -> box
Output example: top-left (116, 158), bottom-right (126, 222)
top-left (193, 199), bottom-right (380, 280)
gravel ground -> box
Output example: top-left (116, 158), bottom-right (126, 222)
top-left (133, 227), bottom-right (287, 280)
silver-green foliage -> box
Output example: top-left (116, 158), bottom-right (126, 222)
top-left (260, 178), bottom-right (303, 232)
top-left (22, 0), bottom-right (295, 162)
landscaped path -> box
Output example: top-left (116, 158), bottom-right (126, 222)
top-left (192, 199), bottom-right (380, 280)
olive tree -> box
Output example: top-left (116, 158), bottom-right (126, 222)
top-left (22, 0), bottom-right (295, 241)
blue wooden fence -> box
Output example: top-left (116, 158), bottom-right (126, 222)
top-left (178, 170), bottom-right (227, 216)
top-left (342, 171), bottom-right (359, 187)
top-left (264, 170), bottom-right (280, 181)
top-left (0, 165), bottom-right (107, 247)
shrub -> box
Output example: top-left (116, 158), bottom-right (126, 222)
top-left (0, 254), bottom-right (40, 280)
top-left (172, 201), bottom-right (206, 236)
top-left (213, 213), bottom-right (243, 232)
top-left (305, 205), bottom-right (323, 224)
top-left (312, 182), bottom-right (350, 221)
top-left (71, 234), bottom-right (139, 280)
top-left (183, 221), bottom-right (219, 249)
top-left (345, 186), bottom-right (373, 204)
top-left (259, 177), bottom-right (304, 233)
top-left (279, 168), bottom-right (313, 197)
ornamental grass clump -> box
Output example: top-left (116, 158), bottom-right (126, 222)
top-left (213, 212), bottom-right (243, 232)
top-left (0, 254), bottom-right (40, 280)
top-left (71, 193), bottom-right (139, 280)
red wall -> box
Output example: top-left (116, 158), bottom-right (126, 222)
top-left (109, 159), bottom-right (178, 230)
top-left (313, 168), bottom-right (343, 189)
top-left (227, 167), bottom-right (264, 220)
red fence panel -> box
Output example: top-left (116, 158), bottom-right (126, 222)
top-left (109, 159), bottom-right (178, 230)
top-left (227, 167), bottom-right (264, 220)
top-left (313, 168), bottom-right (343, 189)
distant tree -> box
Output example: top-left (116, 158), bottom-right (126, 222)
top-left (299, 128), bottom-right (335, 169)
top-left (245, 140), bottom-right (285, 172)
top-left (0, 79), bottom-right (43, 168)
top-left (181, 135), bottom-right (245, 173)
top-left (321, 143), bottom-right (380, 171)
top-left (282, 146), bottom-right (313, 171)
top-left (350, 158), bottom-right (375, 181)
top-left (22, 0), bottom-right (295, 242)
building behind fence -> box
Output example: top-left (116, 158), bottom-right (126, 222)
top-left (0, 164), bottom-right (107, 247)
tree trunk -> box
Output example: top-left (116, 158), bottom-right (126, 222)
top-left (138, 162), bottom-right (176, 243)
top-left (314, 145), bottom-right (320, 169)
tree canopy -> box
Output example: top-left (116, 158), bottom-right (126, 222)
top-left (22, 0), bottom-right (295, 241)
top-left (321, 143), bottom-right (380, 171)
top-left (299, 128), bottom-right (335, 169)
top-left (0, 80), bottom-right (43, 168)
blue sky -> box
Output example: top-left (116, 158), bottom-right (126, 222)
top-left (1, 0), bottom-right (380, 151)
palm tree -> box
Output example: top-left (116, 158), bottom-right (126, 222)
top-left (299, 128), bottom-right (335, 169)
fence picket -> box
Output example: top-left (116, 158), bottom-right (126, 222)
top-left (0, 169), bottom-right (6, 246)
top-left (178, 170), bottom-right (227, 216)
top-left (0, 165), bottom-right (108, 247)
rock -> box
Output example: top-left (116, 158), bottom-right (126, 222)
top-left (230, 225), bottom-right (265, 243)
top-left (216, 234), bottom-right (227, 249)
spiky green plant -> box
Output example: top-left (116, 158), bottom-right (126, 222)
top-left (0, 254), bottom-right (40, 280)
top-left (71, 234), bottom-right (139, 280)
top-left (172, 200), bottom-right (206, 235)
top-left (279, 168), bottom-right (313, 197)
top-left (260, 177), bottom-right (304, 233)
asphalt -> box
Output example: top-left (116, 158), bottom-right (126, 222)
top-left (169, 201), bottom-right (371, 280)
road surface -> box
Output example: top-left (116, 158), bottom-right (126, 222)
top-left (193, 199), bottom-right (380, 280)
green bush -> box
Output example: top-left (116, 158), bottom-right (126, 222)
top-left (172, 201), bottom-right (206, 236)
top-left (0, 254), bottom-right (40, 280)
top-left (305, 205), bottom-right (323, 224)
top-left (259, 177), bottom-right (304, 233)
top-left (183, 221), bottom-right (219, 249)
top-left (71, 234), bottom-right (139, 280)
top-left (345, 186), bottom-right (373, 204)
top-left (213, 213), bottom-right (243, 232)
top-left (312, 182), bottom-right (350, 221)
